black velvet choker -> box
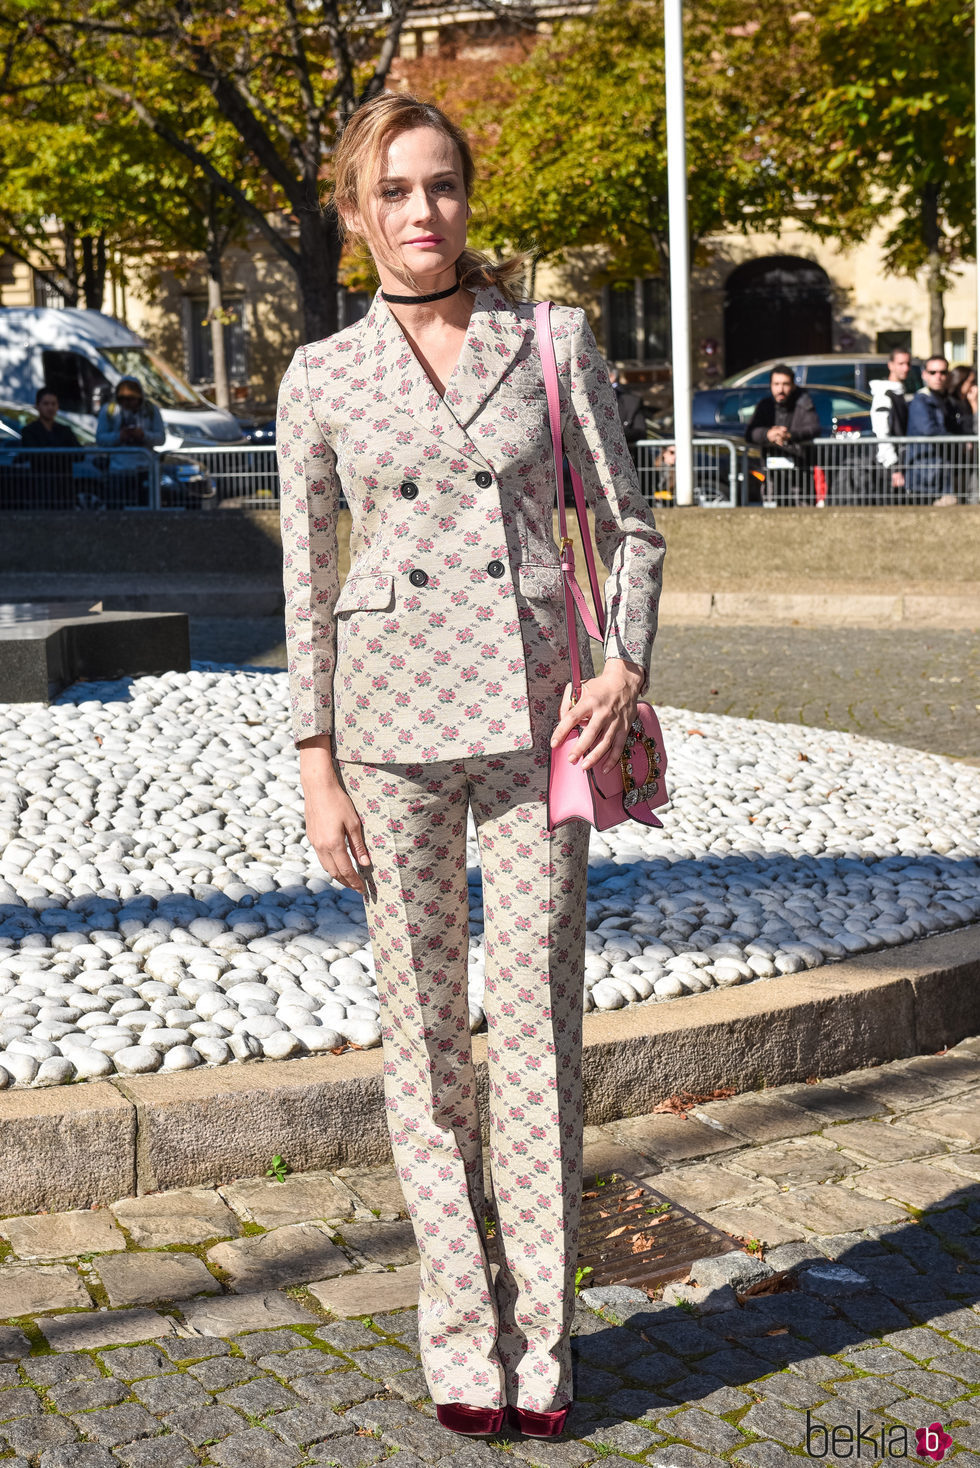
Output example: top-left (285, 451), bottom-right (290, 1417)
top-left (380, 280), bottom-right (461, 305)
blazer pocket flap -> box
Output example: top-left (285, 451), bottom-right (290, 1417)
top-left (518, 563), bottom-right (564, 600)
top-left (334, 574), bottom-right (395, 614)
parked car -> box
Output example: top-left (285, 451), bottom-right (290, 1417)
top-left (723, 354), bottom-right (924, 396)
top-left (0, 401), bottom-right (214, 510)
top-left (0, 307), bottom-right (246, 448)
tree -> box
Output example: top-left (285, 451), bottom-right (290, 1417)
top-left (1, 0), bottom-right (415, 340)
top-left (798, 0), bottom-right (974, 354)
top-left (462, 1), bottom-right (809, 286)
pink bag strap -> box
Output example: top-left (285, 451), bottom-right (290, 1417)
top-left (533, 301), bottom-right (605, 700)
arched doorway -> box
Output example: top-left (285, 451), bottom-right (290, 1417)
top-left (724, 256), bottom-right (832, 374)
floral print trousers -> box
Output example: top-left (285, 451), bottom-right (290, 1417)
top-left (335, 746), bottom-right (590, 1412)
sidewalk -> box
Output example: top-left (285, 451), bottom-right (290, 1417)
top-left (0, 1040), bottom-right (976, 1466)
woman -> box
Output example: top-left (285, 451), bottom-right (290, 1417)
top-left (277, 93), bottom-right (665, 1438)
top-left (948, 364), bottom-right (977, 435)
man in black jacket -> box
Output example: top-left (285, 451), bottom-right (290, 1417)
top-left (19, 389), bottom-right (80, 509)
top-left (608, 364), bottom-right (648, 463)
top-left (745, 364), bottom-right (820, 504)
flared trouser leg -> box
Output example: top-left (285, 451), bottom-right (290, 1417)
top-left (335, 748), bottom-right (589, 1412)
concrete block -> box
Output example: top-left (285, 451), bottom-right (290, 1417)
top-left (711, 592), bottom-right (903, 626)
top-left (307, 1264), bottom-right (420, 1319)
top-left (0, 1209), bottom-right (126, 1260)
top-left (902, 594), bottom-right (980, 629)
top-left (0, 1082), bottom-right (135, 1214)
top-left (908, 928), bottom-right (980, 1052)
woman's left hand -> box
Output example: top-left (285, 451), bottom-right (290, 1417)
top-left (549, 657), bottom-right (646, 775)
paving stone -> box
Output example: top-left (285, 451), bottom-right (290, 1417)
top-left (734, 1139), bottom-right (859, 1186)
top-left (219, 1377), bottom-right (302, 1417)
top-left (97, 1346), bottom-right (171, 1381)
top-left (582, 1126), bottom-right (664, 1183)
top-left (677, 1383), bottom-right (750, 1414)
top-left (692, 1096), bottom-right (823, 1142)
top-left (0, 1327), bottom-right (31, 1360)
top-left (629, 1318), bottom-right (719, 1358)
top-left (574, 1330), bottom-right (648, 1368)
top-left (839, 1343), bottom-right (914, 1372)
top-left (37, 1446), bottom-right (116, 1468)
top-left (787, 1353), bottom-right (852, 1381)
top-left (4, 1413), bottom-right (80, 1458)
top-left (0, 1363), bottom-right (20, 1386)
top-left (648, 1447), bottom-right (725, 1468)
top-left (219, 1173), bottom-right (353, 1229)
top-left (513, 1441), bottom-right (596, 1468)
top-left (38, 1311), bottom-right (175, 1352)
top-left (836, 1293), bottom-right (913, 1335)
top-left (832, 1376), bottom-right (906, 1408)
top-left (586, 1422), bottom-right (660, 1455)
top-left (0, 1211), bottom-right (125, 1262)
top-left (132, 1374), bottom-right (211, 1413)
top-left (882, 1325), bottom-right (949, 1359)
top-left (739, 1400), bottom-right (806, 1447)
top-left (256, 1347), bottom-right (332, 1380)
top-left (336, 1166), bottom-right (407, 1218)
top-left (792, 1317), bottom-right (867, 1353)
top-left (887, 1368), bottom-right (966, 1402)
top-left (625, 1353), bottom-right (686, 1388)
top-left (604, 1114), bottom-right (740, 1165)
top-left (851, 1161), bottom-right (972, 1210)
top-left (336, 1220), bottom-right (419, 1267)
top-left (835, 1067), bottom-right (944, 1111)
top-left (208, 1426), bottom-right (304, 1468)
top-left (764, 1183), bottom-right (909, 1234)
top-left (603, 1387), bottom-right (669, 1420)
top-left (730, 1443), bottom-right (801, 1468)
top-left (207, 1223), bottom-right (350, 1292)
top-left (0, 1386), bottom-right (43, 1419)
top-left (897, 1053), bottom-right (980, 1094)
top-left (236, 1330), bottom-right (312, 1359)
top-left (904, 1105), bottom-right (980, 1145)
top-left (307, 1263), bottom-right (420, 1318)
top-left (95, 1251), bottom-right (220, 1308)
top-left (686, 1250), bottom-right (773, 1290)
top-left (370, 1311), bottom-right (420, 1341)
top-left (666, 1408), bottom-right (743, 1454)
top-left (179, 1290), bottom-right (318, 1335)
top-left (189, 1357), bottom-right (259, 1390)
top-left (162, 1403), bottom-right (244, 1447)
top-left (0, 1264), bottom-right (91, 1316)
top-left (314, 1321), bottom-right (382, 1352)
top-left (700, 1204), bottom-right (804, 1247)
top-left (110, 1188), bottom-right (240, 1247)
top-left (773, 1083), bottom-right (881, 1122)
top-left (306, 1437), bottom-right (388, 1468)
top-left (48, 1378), bottom-right (129, 1413)
top-left (639, 1164), bottom-right (775, 1213)
top-left (159, 1336), bottom-right (231, 1363)
top-left (758, 1373), bottom-right (832, 1408)
top-left (267, 1405), bottom-right (355, 1447)
top-left (21, 1354), bottom-right (102, 1387)
top-left (382, 1367), bottom-right (430, 1401)
top-left (931, 1351), bottom-right (980, 1384)
top-left (573, 1362), bottom-right (624, 1399)
top-left (70, 1403), bottom-right (162, 1448)
top-left (830, 1120), bottom-right (947, 1163)
top-left (696, 1347), bottom-right (770, 1386)
top-left (348, 1397), bottom-right (459, 1458)
top-left (355, 1344), bottom-right (419, 1379)
top-left (291, 1369), bottom-right (379, 1408)
top-left (113, 1437), bottom-right (198, 1468)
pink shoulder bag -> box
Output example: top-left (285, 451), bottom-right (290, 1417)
top-left (534, 301), bottom-right (669, 834)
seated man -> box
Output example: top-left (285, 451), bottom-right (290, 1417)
top-left (745, 365), bottom-right (820, 505)
top-left (95, 376), bottom-right (166, 507)
top-left (19, 388), bottom-right (80, 509)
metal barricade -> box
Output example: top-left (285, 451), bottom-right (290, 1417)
top-left (635, 438), bottom-right (737, 507)
top-left (755, 435), bottom-right (980, 508)
top-left (187, 445), bottom-right (281, 508)
top-left (0, 446), bottom-right (162, 511)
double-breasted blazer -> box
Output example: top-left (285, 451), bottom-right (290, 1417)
top-left (277, 283), bottom-right (666, 764)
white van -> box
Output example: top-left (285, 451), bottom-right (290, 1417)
top-left (0, 307), bottom-right (245, 447)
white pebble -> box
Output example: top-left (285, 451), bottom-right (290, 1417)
top-left (113, 1045), bottom-right (163, 1074)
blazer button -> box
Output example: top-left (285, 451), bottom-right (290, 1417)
top-left (474, 470), bottom-right (493, 488)
top-left (400, 480), bottom-right (418, 498)
top-left (408, 568), bottom-right (428, 587)
top-left (487, 560), bottom-right (505, 578)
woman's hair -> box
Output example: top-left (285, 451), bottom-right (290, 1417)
top-left (948, 364), bottom-right (976, 398)
top-left (331, 91), bottom-right (526, 302)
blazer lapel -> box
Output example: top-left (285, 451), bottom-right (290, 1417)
top-left (443, 285), bottom-right (532, 431)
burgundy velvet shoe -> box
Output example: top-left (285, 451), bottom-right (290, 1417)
top-left (506, 1404), bottom-right (570, 1438)
top-left (435, 1403), bottom-right (506, 1436)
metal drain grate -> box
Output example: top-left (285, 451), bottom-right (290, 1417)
top-left (577, 1172), bottom-right (738, 1294)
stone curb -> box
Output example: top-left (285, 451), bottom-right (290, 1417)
top-left (658, 589), bottom-right (980, 628)
top-left (0, 924), bottom-right (977, 1215)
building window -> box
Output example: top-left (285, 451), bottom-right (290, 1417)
top-left (944, 327), bottom-right (968, 364)
top-left (875, 329), bottom-right (912, 355)
top-left (33, 272), bottom-right (66, 309)
top-left (186, 297), bottom-right (248, 385)
top-left (605, 278), bottom-right (669, 362)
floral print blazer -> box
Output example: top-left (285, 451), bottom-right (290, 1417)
top-left (277, 284), bottom-right (666, 764)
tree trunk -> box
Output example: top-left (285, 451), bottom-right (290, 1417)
top-left (61, 221), bottom-right (80, 307)
top-left (82, 233), bottom-right (107, 310)
top-left (922, 183), bottom-right (945, 357)
top-left (206, 271), bottom-right (230, 410)
top-left (297, 206), bottom-right (343, 342)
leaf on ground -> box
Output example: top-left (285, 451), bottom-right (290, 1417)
top-left (736, 1270), bottom-right (796, 1302)
top-left (652, 1086), bottom-right (736, 1117)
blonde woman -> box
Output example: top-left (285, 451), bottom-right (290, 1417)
top-left (277, 92), bottom-right (665, 1438)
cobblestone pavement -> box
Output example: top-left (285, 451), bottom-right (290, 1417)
top-left (0, 1040), bottom-right (978, 1466)
top-left (185, 620), bottom-right (979, 762)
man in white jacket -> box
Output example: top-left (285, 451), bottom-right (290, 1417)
top-left (870, 348), bottom-right (911, 491)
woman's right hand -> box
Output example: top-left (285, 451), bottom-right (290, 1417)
top-left (298, 738), bottom-right (372, 892)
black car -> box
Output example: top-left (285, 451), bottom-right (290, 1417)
top-left (689, 384), bottom-right (873, 440)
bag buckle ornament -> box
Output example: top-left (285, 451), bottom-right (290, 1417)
top-left (620, 718), bottom-right (664, 808)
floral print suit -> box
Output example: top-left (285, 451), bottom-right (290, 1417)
top-left (278, 284), bottom-right (664, 1412)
